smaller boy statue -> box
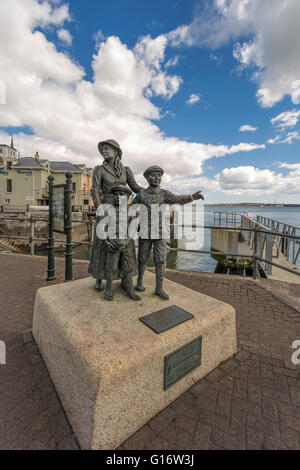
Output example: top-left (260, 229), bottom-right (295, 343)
top-left (133, 165), bottom-right (204, 300)
top-left (103, 183), bottom-right (141, 301)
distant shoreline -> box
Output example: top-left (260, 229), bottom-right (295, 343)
top-left (204, 203), bottom-right (300, 207)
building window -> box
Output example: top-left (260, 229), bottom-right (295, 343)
top-left (84, 199), bottom-right (89, 205)
top-left (7, 161), bottom-right (12, 170)
top-left (72, 182), bottom-right (76, 192)
top-left (6, 179), bottom-right (12, 193)
top-left (4, 198), bottom-right (10, 204)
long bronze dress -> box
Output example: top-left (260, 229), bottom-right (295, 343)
top-left (88, 161), bottom-right (141, 280)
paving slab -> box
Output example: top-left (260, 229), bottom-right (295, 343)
top-left (0, 254), bottom-right (300, 450)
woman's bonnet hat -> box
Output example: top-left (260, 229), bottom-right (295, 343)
top-left (98, 139), bottom-right (122, 158)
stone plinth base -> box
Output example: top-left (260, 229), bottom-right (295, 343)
top-left (32, 272), bottom-right (236, 449)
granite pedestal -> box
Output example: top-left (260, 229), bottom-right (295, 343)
top-left (32, 271), bottom-right (237, 449)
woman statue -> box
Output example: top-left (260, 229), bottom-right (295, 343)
top-left (88, 139), bottom-right (141, 291)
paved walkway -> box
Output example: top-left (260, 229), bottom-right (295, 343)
top-left (0, 254), bottom-right (300, 450)
top-left (267, 251), bottom-right (300, 284)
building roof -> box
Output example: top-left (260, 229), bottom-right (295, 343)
top-left (13, 158), bottom-right (84, 173)
top-left (14, 157), bottom-right (45, 169)
top-left (12, 157), bottom-right (85, 173)
top-left (0, 144), bottom-right (17, 151)
top-left (49, 162), bottom-right (82, 173)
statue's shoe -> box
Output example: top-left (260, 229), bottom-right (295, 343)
top-left (155, 290), bottom-right (169, 300)
top-left (96, 280), bottom-right (104, 291)
top-left (136, 284), bottom-right (145, 292)
top-left (128, 291), bottom-right (141, 301)
top-left (104, 293), bottom-right (113, 301)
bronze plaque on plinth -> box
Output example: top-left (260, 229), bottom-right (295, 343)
top-left (164, 336), bottom-right (202, 390)
top-left (139, 305), bottom-right (194, 334)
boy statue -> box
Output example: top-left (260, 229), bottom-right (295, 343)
top-left (103, 183), bottom-right (141, 302)
top-left (132, 165), bottom-right (204, 300)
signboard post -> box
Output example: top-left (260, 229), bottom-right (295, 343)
top-left (64, 172), bottom-right (73, 282)
top-left (46, 172), bottom-right (73, 283)
top-left (47, 175), bottom-right (56, 281)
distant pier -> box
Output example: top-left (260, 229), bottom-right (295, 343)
top-left (212, 212), bottom-right (300, 283)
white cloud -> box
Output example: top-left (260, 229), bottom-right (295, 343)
top-left (186, 93), bottom-right (201, 105)
top-left (57, 28), bottom-right (72, 45)
top-left (154, 163), bottom-right (300, 196)
top-left (282, 132), bottom-right (300, 144)
top-left (268, 132), bottom-right (300, 145)
top-left (163, 175), bottom-right (220, 194)
top-left (279, 162), bottom-right (300, 172)
top-left (219, 166), bottom-right (279, 191)
top-left (239, 125), bottom-right (258, 132)
top-left (209, 54), bottom-right (222, 66)
top-left (267, 136), bottom-right (281, 145)
top-left (271, 109), bottom-right (300, 129)
top-left (268, 109), bottom-right (300, 145)
top-left (278, 162), bottom-right (300, 177)
top-left (167, 0), bottom-right (300, 108)
top-left (133, 34), bottom-right (182, 99)
top-left (94, 29), bottom-right (105, 45)
top-left (165, 55), bottom-right (180, 68)
top-left (0, 0), bottom-right (267, 192)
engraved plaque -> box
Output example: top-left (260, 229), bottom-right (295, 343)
top-left (139, 305), bottom-right (194, 334)
top-left (164, 336), bottom-right (202, 390)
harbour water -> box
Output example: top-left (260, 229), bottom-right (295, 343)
top-left (67, 205), bottom-right (300, 274)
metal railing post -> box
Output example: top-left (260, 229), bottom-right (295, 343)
top-left (253, 224), bottom-right (259, 279)
top-left (64, 172), bottom-right (73, 282)
top-left (46, 175), bottom-right (56, 281)
top-left (29, 216), bottom-right (35, 256)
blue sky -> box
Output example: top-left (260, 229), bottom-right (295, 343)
top-left (0, 0), bottom-right (300, 203)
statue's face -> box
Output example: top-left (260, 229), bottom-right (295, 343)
top-left (147, 171), bottom-right (162, 187)
top-left (113, 189), bottom-right (128, 206)
top-left (102, 144), bottom-right (118, 161)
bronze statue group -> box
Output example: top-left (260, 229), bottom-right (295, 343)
top-left (88, 139), bottom-right (204, 301)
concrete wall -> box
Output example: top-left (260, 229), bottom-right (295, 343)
top-left (211, 228), bottom-right (239, 253)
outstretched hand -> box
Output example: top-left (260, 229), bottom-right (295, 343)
top-left (192, 191), bottom-right (204, 201)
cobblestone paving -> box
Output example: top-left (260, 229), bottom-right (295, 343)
top-left (121, 271), bottom-right (300, 450)
top-left (0, 254), bottom-right (87, 450)
top-left (0, 254), bottom-right (300, 450)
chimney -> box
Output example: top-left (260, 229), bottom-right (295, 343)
top-left (35, 151), bottom-right (40, 159)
